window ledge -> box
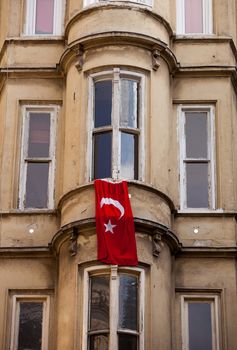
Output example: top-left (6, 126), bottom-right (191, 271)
top-left (83, 0), bottom-right (152, 9)
top-left (0, 209), bottom-right (57, 216)
top-left (175, 209), bottom-right (237, 217)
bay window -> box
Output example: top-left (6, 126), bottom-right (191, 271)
top-left (24, 0), bottom-right (64, 36)
top-left (88, 69), bottom-right (144, 181)
top-left (179, 106), bottom-right (215, 210)
top-left (19, 106), bottom-right (58, 209)
top-left (176, 0), bottom-right (212, 35)
top-left (83, 266), bottom-right (145, 350)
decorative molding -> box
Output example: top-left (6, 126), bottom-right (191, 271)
top-left (152, 230), bottom-right (164, 257)
top-left (151, 46), bottom-right (162, 71)
top-left (69, 227), bottom-right (79, 256)
top-left (73, 44), bottom-right (84, 72)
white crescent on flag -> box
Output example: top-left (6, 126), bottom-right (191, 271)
top-left (100, 197), bottom-right (125, 220)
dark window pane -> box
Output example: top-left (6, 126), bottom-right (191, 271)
top-left (94, 81), bottom-right (112, 127)
top-left (185, 112), bottom-right (207, 158)
top-left (93, 133), bottom-right (112, 179)
top-left (25, 163), bottom-right (49, 208)
top-left (120, 80), bottom-right (138, 128)
top-left (119, 275), bottom-right (138, 331)
top-left (188, 303), bottom-right (212, 350)
top-left (35, 0), bottom-right (54, 34)
top-left (90, 276), bottom-right (110, 331)
top-left (89, 335), bottom-right (109, 350)
top-left (118, 334), bottom-right (138, 350)
top-left (18, 302), bottom-right (43, 350)
top-left (120, 133), bottom-right (138, 179)
top-left (28, 113), bottom-right (50, 158)
top-left (186, 163), bottom-right (209, 208)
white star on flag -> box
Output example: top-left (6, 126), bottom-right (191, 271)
top-left (104, 220), bottom-right (117, 233)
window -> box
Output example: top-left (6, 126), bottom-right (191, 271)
top-left (84, 0), bottom-right (152, 8)
top-left (181, 295), bottom-right (220, 350)
top-left (179, 106), bottom-right (215, 210)
top-left (9, 294), bottom-right (50, 350)
top-left (19, 106), bottom-right (58, 209)
top-left (82, 266), bottom-right (144, 350)
top-left (24, 0), bottom-right (64, 36)
top-left (88, 69), bottom-right (145, 181)
top-left (176, 0), bottom-right (212, 34)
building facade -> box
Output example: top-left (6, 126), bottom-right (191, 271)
top-left (0, 0), bottom-right (237, 349)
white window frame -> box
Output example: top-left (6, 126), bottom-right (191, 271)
top-left (87, 68), bottom-right (145, 182)
top-left (181, 294), bottom-right (220, 350)
top-left (19, 105), bottom-right (58, 210)
top-left (82, 265), bottom-right (145, 350)
top-left (176, 0), bottom-right (212, 35)
top-left (9, 294), bottom-right (50, 350)
top-left (24, 0), bottom-right (64, 36)
top-left (83, 0), bottom-right (152, 8)
top-left (178, 105), bottom-right (215, 211)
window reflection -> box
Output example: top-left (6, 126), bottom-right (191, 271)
top-left (25, 162), bottom-right (49, 208)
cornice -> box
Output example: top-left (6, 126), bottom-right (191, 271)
top-left (64, 4), bottom-right (173, 39)
top-left (0, 66), bottom-right (64, 79)
top-left (177, 246), bottom-right (237, 258)
top-left (59, 31), bottom-right (179, 74)
top-left (50, 216), bottom-right (182, 256)
top-left (0, 246), bottom-right (54, 258)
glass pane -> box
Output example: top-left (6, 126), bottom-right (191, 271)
top-left (185, 0), bottom-right (203, 33)
top-left (90, 276), bottom-right (110, 331)
top-left (95, 81), bottom-right (112, 127)
top-left (120, 133), bottom-right (138, 179)
top-left (89, 335), bottom-right (109, 350)
top-left (120, 80), bottom-right (138, 128)
top-left (185, 112), bottom-right (207, 158)
top-left (188, 302), bottom-right (212, 350)
top-left (35, 0), bottom-right (54, 34)
top-left (25, 162), bottom-right (49, 208)
top-left (119, 275), bottom-right (138, 331)
top-left (18, 302), bottom-right (43, 350)
top-left (93, 133), bottom-right (112, 179)
top-left (118, 334), bottom-right (138, 350)
top-left (28, 113), bottom-right (50, 158)
top-left (186, 163), bottom-right (209, 208)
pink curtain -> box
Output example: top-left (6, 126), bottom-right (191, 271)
top-left (185, 0), bottom-right (203, 33)
top-left (35, 0), bottom-right (54, 34)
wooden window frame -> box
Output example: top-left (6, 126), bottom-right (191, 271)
top-left (18, 105), bottom-right (58, 210)
top-left (87, 68), bottom-right (145, 182)
top-left (9, 294), bottom-right (50, 350)
top-left (178, 105), bottom-right (216, 211)
top-left (176, 0), bottom-right (212, 35)
top-left (23, 0), bottom-right (64, 36)
top-left (181, 294), bottom-right (220, 350)
top-left (82, 265), bottom-right (145, 350)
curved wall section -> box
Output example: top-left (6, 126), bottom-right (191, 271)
top-left (66, 5), bottom-right (172, 46)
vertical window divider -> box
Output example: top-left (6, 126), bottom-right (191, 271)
top-left (110, 265), bottom-right (119, 350)
top-left (112, 68), bottom-right (120, 180)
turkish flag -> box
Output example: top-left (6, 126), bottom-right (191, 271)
top-left (95, 179), bottom-right (138, 266)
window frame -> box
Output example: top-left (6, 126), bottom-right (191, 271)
top-left (181, 294), bottom-right (220, 350)
top-left (176, 0), bottom-right (212, 35)
top-left (24, 0), bottom-right (64, 36)
top-left (83, 0), bottom-right (152, 8)
top-left (18, 105), bottom-right (58, 210)
top-left (178, 105), bottom-right (216, 211)
top-left (9, 294), bottom-right (50, 350)
top-left (87, 68), bottom-right (145, 182)
top-left (82, 265), bottom-right (145, 350)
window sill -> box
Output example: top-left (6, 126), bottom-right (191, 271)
top-left (175, 209), bottom-right (237, 217)
top-left (83, 0), bottom-right (152, 10)
top-left (0, 209), bottom-right (57, 216)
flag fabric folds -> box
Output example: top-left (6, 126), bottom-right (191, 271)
top-left (94, 179), bottom-right (138, 266)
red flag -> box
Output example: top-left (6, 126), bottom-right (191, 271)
top-left (95, 179), bottom-right (138, 266)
